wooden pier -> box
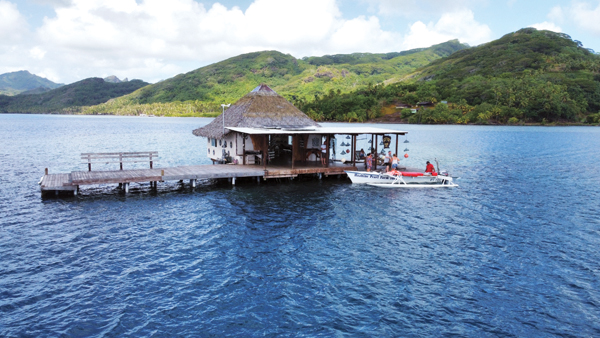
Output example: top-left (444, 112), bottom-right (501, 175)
top-left (40, 162), bottom-right (357, 196)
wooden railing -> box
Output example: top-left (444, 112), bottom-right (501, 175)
top-left (81, 151), bottom-right (158, 171)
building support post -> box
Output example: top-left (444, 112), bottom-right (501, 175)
top-left (396, 134), bottom-right (399, 158)
top-left (191, 179), bottom-right (196, 188)
top-left (242, 134), bottom-right (246, 165)
top-left (124, 183), bottom-right (129, 194)
top-left (352, 135), bottom-right (356, 167)
top-left (232, 177), bottom-right (236, 185)
top-left (374, 134), bottom-right (378, 171)
top-left (325, 134), bottom-right (330, 168)
top-left (263, 135), bottom-right (268, 170)
top-left (291, 135), bottom-right (295, 170)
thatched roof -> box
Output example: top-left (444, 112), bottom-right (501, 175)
top-left (193, 84), bottom-right (320, 139)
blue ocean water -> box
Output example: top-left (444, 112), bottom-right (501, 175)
top-left (1, 114), bottom-right (599, 337)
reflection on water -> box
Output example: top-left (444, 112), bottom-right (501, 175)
top-left (1, 114), bottom-right (599, 336)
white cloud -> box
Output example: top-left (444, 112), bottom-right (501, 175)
top-left (530, 21), bottom-right (562, 33)
top-left (402, 9), bottom-right (491, 49)
top-left (547, 5), bottom-right (564, 23)
top-left (0, 0), bottom-right (494, 84)
top-left (0, 0), bottom-right (28, 42)
top-left (329, 16), bottom-right (399, 53)
top-left (568, 1), bottom-right (600, 35)
top-left (361, 0), bottom-right (475, 17)
top-left (29, 46), bottom-right (47, 59)
top-left (546, 2), bottom-right (600, 36)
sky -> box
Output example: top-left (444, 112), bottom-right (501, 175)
top-left (1, 0), bottom-right (599, 84)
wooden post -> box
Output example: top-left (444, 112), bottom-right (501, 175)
top-left (149, 152), bottom-right (153, 169)
top-left (124, 183), bottom-right (129, 193)
top-left (352, 135), bottom-right (356, 167)
top-left (45, 168), bottom-right (48, 175)
top-left (325, 134), bottom-right (330, 168)
top-left (242, 134), bottom-right (246, 165)
top-left (374, 134), bottom-right (378, 170)
top-left (119, 153), bottom-right (123, 170)
top-left (291, 135), bottom-right (295, 170)
top-left (87, 154), bottom-right (91, 171)
top-left (232, 177), bottom-right (236, 185)
top-left (263, 135), bottom-right (267, 170)
top-left (161, 169), bottom-right (164, 177)
top-left (191, 179), bottom-right (196, 188)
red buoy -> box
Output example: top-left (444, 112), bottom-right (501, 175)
top-left (404, 153), bottom-right (409, 158)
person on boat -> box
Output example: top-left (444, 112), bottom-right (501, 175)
top-left (321, 141), bottom-right (327, 166)
top-left (425, 161), bottom-right (435, 173)
top-left (391, 154), bottom-right (399, 170)
top-left (384, 151), bottom-right (392, 171)
top-left (366, 153), bottom-right (373, 172)
top-left (359, 149), bottom-right (365, 159)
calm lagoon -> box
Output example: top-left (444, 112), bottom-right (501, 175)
top-left (1, 114), bottom-right (599, 336)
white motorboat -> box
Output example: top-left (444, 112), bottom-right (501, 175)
top-left (345, 170), bottom-right (457, 187)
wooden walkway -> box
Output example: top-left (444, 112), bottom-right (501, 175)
top-left (40, 162), bottom-right (357, 196)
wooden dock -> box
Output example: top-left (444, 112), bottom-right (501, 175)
top-left (40, 162), bottom-right (357, 196)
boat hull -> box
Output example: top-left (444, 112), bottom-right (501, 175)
top-left (367, 181), bottom-right (458, 188)
top-left (345, 171), bottom-right (448, 184)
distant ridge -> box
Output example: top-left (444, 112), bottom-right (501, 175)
top-left (81, 40), bottom-right (469, 116)
top-left (104, 75), bottom-right (129, 83)
top-left (0, 70), bottom-right (63, 96)
top-left (0, 78), bottom-right (149, 114)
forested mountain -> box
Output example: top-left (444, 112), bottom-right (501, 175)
top-left (4, 28), bottom-right (598, 124)
top-left (0, 70), bottom-right (63, 96)
top-left (300, 28), bottom-right (600, 124)
top-left (0, 78), bottom-right (149, 114)
top-left (79, 40), bottom-right (468, 116)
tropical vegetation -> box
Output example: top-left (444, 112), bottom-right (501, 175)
top-left (299, 28), bottom-right (600, 124)
top-left (0, 78), bottom-right (148, 114)
top-left (78, 40), bottom-right (468, 117)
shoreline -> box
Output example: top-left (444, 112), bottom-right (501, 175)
top-left (1, 112), bottom-right (598, 126)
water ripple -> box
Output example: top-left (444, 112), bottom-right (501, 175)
top-left (1, 116), bottom-right (600, 336)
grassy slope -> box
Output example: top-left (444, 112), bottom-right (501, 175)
top-left (81, 40), bottom-right (468, 116)
top-left (0, 78), bottom-right (149, 114)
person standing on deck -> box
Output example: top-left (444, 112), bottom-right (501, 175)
top-left (366, 153), bottom-right (373, 172)
top-left (425, 161), bottom-right (435, 173)
top-left (321, 141), bottom-right (327, 166)
top-left (384, 151), bottom-right (392, 171)
top-left (391, 154), bottom-right (399, 171)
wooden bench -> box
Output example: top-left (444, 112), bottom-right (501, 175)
top-left (81, 151), bottom-right (158, 171)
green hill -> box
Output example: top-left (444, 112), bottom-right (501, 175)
top-left (301, 28), bottom-right (600, 124)
top-left (0, 78), bottom-right (149, 114)
top-left (0, 70), bottom-right (63, 96)
top-left (80, 40), bottom-right (468, 116)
